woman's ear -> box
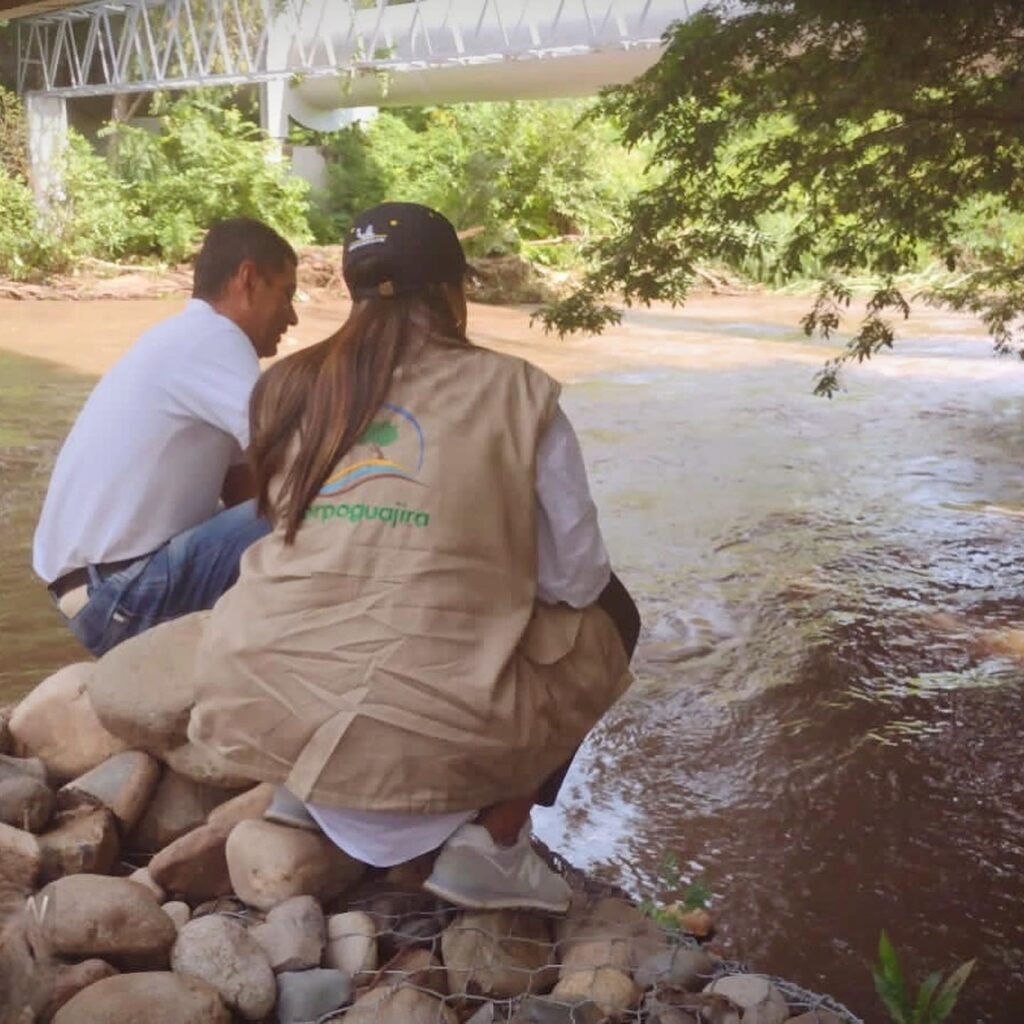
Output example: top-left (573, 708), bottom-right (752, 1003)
top-left (442, 281), bottom-right (468, 336)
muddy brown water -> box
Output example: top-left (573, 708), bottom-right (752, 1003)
top-left (2, 293), bottom-right (1023, 1020)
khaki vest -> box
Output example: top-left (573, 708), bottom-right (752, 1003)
top-left (186, 338), bottom-right (631, 812)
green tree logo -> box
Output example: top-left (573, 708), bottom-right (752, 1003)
top-left (358, 420), bottom-right (399, 459)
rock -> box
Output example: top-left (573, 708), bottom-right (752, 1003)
top-left (206, 782), bottom-right (274, 830)
top-left (128, 771), bottom-right (237, 854)
top-left (276, 968), bottom-right (353, 1023)
top-left (511, 994), bottom-right (607, 1024)
top-left (10, 663), bottom-right (130, 780)
top-left (171, 914), bottom-right (276, 1021)
top-left (52, 971), bottom-right (231, 1023)
top-left (44, 959), bottom-right (119, 1021)
top-left (0, 896), bottom-right (53, 1023)
top-left (551, 968), bottom-right (641, 1019)
top-left (634, 946), bottom-right (717, 991)
top-left (162, 740), bottom-right (253, 789)
top-left (250, 895), bottom-right (326, 972)
top-left (442, 910), bottom-right (557, 998)
top-left (86, 615), bottom-right (201, 750)
top-left (225, 818), bottom-right (366, 912)
top-left (374, 947), bottom-right (448, 997)
top-left (148, 823), bottom-right (233, 903)
top-left (129, 867), bottom-right (166, 902)
top-left (0, 773), bottom-right (54, 832)
top-left (558, 897), bottom-right (666, 974)
top-left (0, 753), bottom-right (49, 784)
top-left (38, 806), bottom-right (119, 883)
top-left (787, 1012), bottom-right (847, 1024)
top-left (324, 910), bottom-right (377, 980)
top-left (162, 900), bottom-right (192, 930)
top-left (0, 704), bottom-right (12, 755)
top-left (40, 874), bottom-right (177, 959)
top-left (343, 986), bottom-right (458, 1024)
top-left (58, 751), bottom-right (160, 832)
top-left (704, 975), bottom-right (789, 1024)
top-left (0, 821), bottom-right (41, 889)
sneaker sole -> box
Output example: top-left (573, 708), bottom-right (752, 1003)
top-left (422, 877), bottom-right (570, 914)
top-left (263, 811), bottom-right (321, 833)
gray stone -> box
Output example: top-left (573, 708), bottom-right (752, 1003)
top-left (275, 968), bottom-right (353, 1023)
top-left (171, 913), bottom-right (276, 1021)
top-left (129, 867), bottom-right (166, 902)
top-left (162, 900), bottom-right (192, 930)
top-left (703, 975), bottom-right (789, 1024)
top-left (251, 895), bottom-right (326, 973)
top-left (52, 971), bottom-right (231, 1024)
top-left (0, 773), bottom-right (54, 833)
top-left (511, 994), bottom-right (607, 1023)
top-left (58, 751), bottom-right (161, 832)
top-left (44, 959), bottom-right (119, 1021)
top-left (0, 753), bottom-right (49, 784)
top-left (634, 946), bottom-right (716, 991)
top-left (148, 823), bottom-right (233, 903)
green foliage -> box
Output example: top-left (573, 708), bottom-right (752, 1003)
top-left (637, 853), bottom-right (712, 930)
top-left (539, 0), bottom-right (1024, 393)
top-left (308, 101), bottom-right (646, 256)
top-left (109, 96), bottom-right (311, 262)
top-left (873, 931), bottom-right (974, 1024)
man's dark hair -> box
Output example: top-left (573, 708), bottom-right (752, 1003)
top-left (192, 218), bottom-right (298, 300)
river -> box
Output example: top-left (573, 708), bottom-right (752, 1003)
top-left (1, 292), bottom-right (1022, 1021)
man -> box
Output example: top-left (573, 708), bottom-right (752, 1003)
top-left (33, 217), bottom-right (298, 657)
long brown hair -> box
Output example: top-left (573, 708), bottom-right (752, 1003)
top-left (250, 264), bottom-right (464, 543)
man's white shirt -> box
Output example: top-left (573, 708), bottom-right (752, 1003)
top-left (34, 299), bottom-right (259, 583)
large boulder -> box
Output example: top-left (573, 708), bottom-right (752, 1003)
top-left (162, 740), bottom-right (253, 789)
top-left (171, 914), bottom-right (276, 1022)
top-left (39, 874), bottom-right (177, 960)
top-left (551, 967), bottom-right (641, 1018)
top-left (9, 663), bottom-right (130, 781)
top-left (442, 910), bottom-right (558, 998)
top-left (85, 615), bottom-right (202, 751)
top-left (557, 896), bottom-right (666, 976)
top-left (44, 959), bottom-right (119, 1022)
top-left (276, 969), bottom-right (352, 1024)
top-left (225, 819), bottom-right (366, 912)
top-left (206, 782), bottom-right (274, 830)
top-left (52, 972), bottom-right (231, 1024)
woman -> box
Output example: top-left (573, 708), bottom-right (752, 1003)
top-left (187, 202), bottom-right (639, 912)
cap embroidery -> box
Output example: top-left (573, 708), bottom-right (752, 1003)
top-left (349, 223), bottom-right (388, 251)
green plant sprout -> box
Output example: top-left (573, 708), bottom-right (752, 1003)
top-left (872, 930), bottom-right (974, 1024)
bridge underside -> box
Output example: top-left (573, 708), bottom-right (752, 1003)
top-left (10, 0), bottom-right (699, 198)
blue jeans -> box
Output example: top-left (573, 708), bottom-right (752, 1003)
top-left (60, 500), bottom-right (271, 658)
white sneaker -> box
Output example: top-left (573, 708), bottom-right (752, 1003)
top-left (422, 822), bottom-right (572, 913)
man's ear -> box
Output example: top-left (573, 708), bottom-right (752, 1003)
top-left (235, 259), bottom-right (259, 299)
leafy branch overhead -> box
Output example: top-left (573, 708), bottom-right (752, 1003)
top-left (537, 0), bottom-right (1024, 395)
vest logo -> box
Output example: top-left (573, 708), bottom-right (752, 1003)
top-left (318, 403), bottom-right (425, 498)
top-left (348, 223), bottom-right (388, 251)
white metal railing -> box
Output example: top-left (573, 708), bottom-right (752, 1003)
top-left (16, 0), bottom-right (701, 99)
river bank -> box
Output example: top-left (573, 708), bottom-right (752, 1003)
top-left (2, 287), bottom-right (1022, 1020)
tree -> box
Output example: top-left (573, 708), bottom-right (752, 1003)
top-left (538, 0), bottom-right (1024, 395)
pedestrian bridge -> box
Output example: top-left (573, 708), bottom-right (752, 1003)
top-left (13, 0), bottom-right (706, 132)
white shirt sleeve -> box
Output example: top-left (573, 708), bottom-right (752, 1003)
top-left (168, 317), bottom-right (260, 451)
top-left (535, 405), bottom-right (612, 607)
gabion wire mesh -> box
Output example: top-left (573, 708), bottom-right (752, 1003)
top-left (306, 840), bottom-right (866, 1024)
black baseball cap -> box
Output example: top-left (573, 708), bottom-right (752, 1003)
top-left (342, 202), bottom-right (468, 300)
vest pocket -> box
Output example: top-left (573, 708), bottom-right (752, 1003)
top-left (519, 603), bottom-right (584, 665)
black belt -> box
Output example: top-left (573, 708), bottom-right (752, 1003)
top-left (49, 556), bottom-right (146, 601)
